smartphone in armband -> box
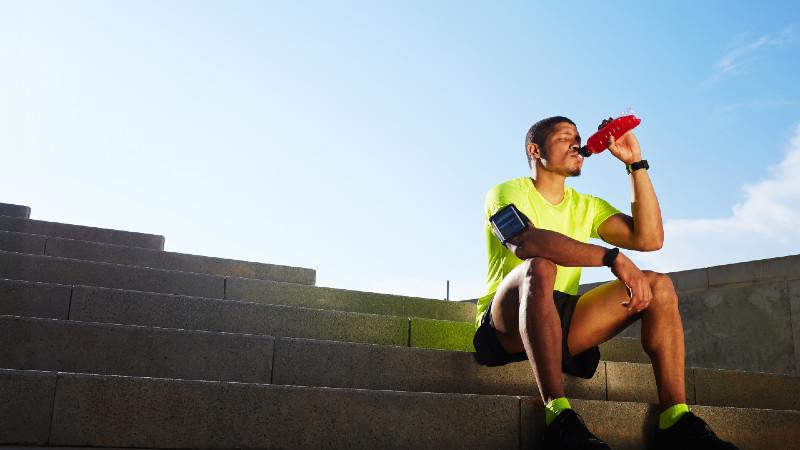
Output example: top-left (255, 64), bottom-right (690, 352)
top-left (489, 204), bottom-right (529, 244)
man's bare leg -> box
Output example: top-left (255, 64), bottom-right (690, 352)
top-left (490, 257), bottom-right (563, 403)
top-left (567, 271), bottom-right (686, 409)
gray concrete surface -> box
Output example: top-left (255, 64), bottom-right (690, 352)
top-left (0, 203), bottom-right (30, 219)
top-left (49, 372), bottom-right (520, 449)
top-left (694, 367), bottom-right (800, 410)
top-left (226, 276), bottom-right (475, 321)
top-left (273, 337), bottom-right (605, 399)
top-left (0, 369), bottom-right (56, 445)
top-left (0, 316), bottom-right (275, 383)
top-left (0, 251), bottom-right (224, 298)
top-left (605, 361), bottom-right (695, 405)
top-left (0, 278), bottom-right (71, 319)
top-left (0, 230), bottom-right (45, 255)
top-left (69, 285), bottom-right (410, 347)
top-left (45, 236), bottom-right (316, 285)
top-left (0, 215), bottom-right (164, 250)
top-left (619, 279), bottom-right (798, 375)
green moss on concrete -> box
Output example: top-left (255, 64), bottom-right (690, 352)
top-left (410, 318), bottom-right (475, 352)
top-left (402, 299), bottom-right (476, 323)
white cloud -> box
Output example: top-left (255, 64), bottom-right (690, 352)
top-left (634, 123), bottom-right (800, 273)
top-left (709, 28), bottom-right (794, 82)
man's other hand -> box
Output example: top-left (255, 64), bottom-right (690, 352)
top-left (606, 132), bottom-right (642, 164)
top-left (610, 252), bottom-right (652, 312)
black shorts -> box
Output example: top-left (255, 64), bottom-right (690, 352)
top-left (472, 290), bottom-right (600, 379)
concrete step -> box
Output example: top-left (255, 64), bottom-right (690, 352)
top-left (0, 279), bottom-right (646, 360)
top-left (0, 203), bottom-right (31, 219)
top-left (0, 229), bottom-right (315, 285)
top-left (2, 315), bottom-right (798, 411)
top-left (0, 215), bottom-right (164, 250)
top-left (0, 251), bottom-right (224, 299)
top-left (2, 368), bottom-right (798, 449)
top-left (0, 252), bottom-right (473, 321)
top-left (225, 275), bottom-right (475, 322)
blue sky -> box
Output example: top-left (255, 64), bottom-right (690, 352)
top-left (2, 1), bottom-right (799, 300)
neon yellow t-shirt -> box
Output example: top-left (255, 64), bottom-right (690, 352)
top-left (476, 177), bottom-right (621, 327)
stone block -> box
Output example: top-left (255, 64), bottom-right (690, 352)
top-left (273, 337), bottom-right (605, 399)
top-left (226, 277), bottom-right (473, 321)
top-left (680, 281), bottom-right (795, 374)
top-left (0, 215), bottom-right (164, 249)
top-left (0, 278), bottom-right (71, 319)
top-left (668, 268), bottom-right (709, 292)
top-left (0, 368), bottom-right (56, 444)
top-left (791, 279), bottom-right (800, 376)
top-left (755, 254), bottom-right (800, 282)
top-left (69, 286), bottom-right (409, 347)
top-left (0, 251), bottom-right (224, 298)
top-left (0, 230), bottom-right (45, 255)
top-left (690, 404), bottom-right (800, 450)
top-left (606, 361), bottom-right (695, 404)
top-left (0, 202), bottom-right (31, 219)
top-left (598, 337), bottom-right (649, 363)
top-left (694, 367), bottom-right (800, 410)
top-left (409, 317), bottom-right (475, 351)
top-left (0, 316), bottom-right (274, 383)
top-left (50, 373), bottom-right (520, 449)
top-left (45, 237), bottom-right (316, 285)
top-left (707, 260), bottom-right (756, 287)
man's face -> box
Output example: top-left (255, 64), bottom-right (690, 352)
top-left (536, 122), bottom-right (583, 177)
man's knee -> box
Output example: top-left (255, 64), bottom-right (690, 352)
top-left (643, 270), bottom-right (678, 308)
top-left (519, 257), bottom-right (557, 294)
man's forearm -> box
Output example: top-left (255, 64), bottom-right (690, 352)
top-left (629, 168), bottom-right (664, 250)
top-left (510, 227), bottom-right (608, 267)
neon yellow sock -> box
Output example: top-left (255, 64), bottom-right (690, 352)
top-left (545, 397), bottom-right (572, 426)
top-left (658, 403), bottom-right (689, 430)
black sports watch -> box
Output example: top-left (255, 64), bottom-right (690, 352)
top-left (603, 247), bottom-right (620, 267)
top-left (626, 159), bottom-right (649, 174)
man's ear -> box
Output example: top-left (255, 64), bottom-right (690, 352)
top-left (528, 143), bottom-right (541, 161)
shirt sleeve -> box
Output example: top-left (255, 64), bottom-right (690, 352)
top-left (590, 196), bottom-right (622, 239)
top-left (484, 184), bottom-right (511, 222)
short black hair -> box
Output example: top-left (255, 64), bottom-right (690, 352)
top-left (524, 116), bottom-right (576, 168)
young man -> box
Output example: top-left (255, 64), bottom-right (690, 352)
top-left (472, 116), bottom-right (737, 450)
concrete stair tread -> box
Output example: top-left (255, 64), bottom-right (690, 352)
top-left (2, 368), bottom-right (798, 449)
top-left (3, 314), bottom-right (798, 412)
top-left (0, 229), bottom-right (315, 285)
top-left (0, 215), bottom-right (164, 250)
top-left (0, 203), bottom-right (31, 219)
top-left (0, 252), bottom-right (475, 321)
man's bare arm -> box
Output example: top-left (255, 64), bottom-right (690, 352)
top-left (507, 225), bottom-right (607, 267)
top-left (507, 224), bottom-right (653, 312)
top-left (598, 133), bottom-right (664, 251)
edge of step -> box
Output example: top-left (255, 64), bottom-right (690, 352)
top-left (0, 229), bottom-right (316, 285)
top-left (0, 203), bottom-right (31, 219)
top-left (0, 215), bottom-right (164, 250)
top-left (2, 368), bottom-right (798, 450)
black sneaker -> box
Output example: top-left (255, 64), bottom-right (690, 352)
top-left (654, 412), bottom-right (738, 450)
top-left (543, 409), bottom-right (611, 450)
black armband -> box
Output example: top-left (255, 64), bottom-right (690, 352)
top-left (489, 204), bottom-right (530, 244)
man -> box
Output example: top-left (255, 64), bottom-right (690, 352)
top-left (472, 116), bottom-right (737, 450)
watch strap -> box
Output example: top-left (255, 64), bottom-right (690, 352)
top-left (626, 159), bottom-right (649, 174)
top-left (603, 247), bottom-right (620, 267)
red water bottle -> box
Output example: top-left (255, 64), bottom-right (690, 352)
top-left (579, 110), bottom-right (641, 157)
